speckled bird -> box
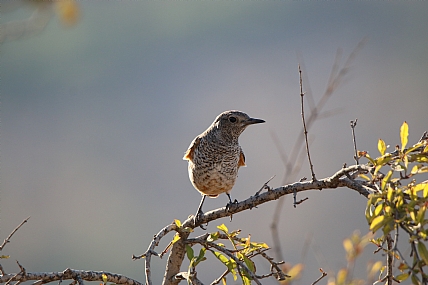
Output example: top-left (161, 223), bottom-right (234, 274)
top-left (183, 110), bottom-right (265, 222)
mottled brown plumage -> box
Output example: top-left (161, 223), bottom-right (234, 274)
top-left (183, 110), bottom-right (265, 223)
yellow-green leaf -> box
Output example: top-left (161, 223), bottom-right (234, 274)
top-left (0, 255), bottom-right (10, 259)
top-left (378, 139), bottom-right (387, 155)
top-left (217, 224), bottom-right (229, 234)
top-left (387, 186), bottom-right (394, 202)
top-left (410, 211), bottom-right (417, 222)
top-left (416, 166), bottom-right (428, 173)
top-left (382, 171), bottom-right (393, 191)
top-left (369, 261), bottom-right (383, 277)
top-left (395, 273), bottom-right (410, 281)
top-left (102, 274), bottom-right (108, 284)
top-left (376, 154), bottom-right (393, 167)
top-left (417, 242), bottom-right (428, 264)
top-left (374, 203), bottom-right (383, 217)
top-left (221, 277), bottom-right (226, 285)
top-left (416, 206), bottom-right (426, 224)
top-left (174, 219), bottom-right (182, 228)
top-left (286, 263), bottom-right (304, 280)
top-left (213, 251), bottom-right (229, 264)
top-left (400, 121), bottom-right (409, 150)
top-left (336, 268), bottom-right (347, 285)
top-left (359, 173), bottom-right (371, 181)
top-left (242, 275), bottom-right (252, 285)
top-left (171, 233), bottom-right (181, 244)
top-left (343, 238), bottom-right (353, 254)
top-left (370, 215), bottom-right (385, 233)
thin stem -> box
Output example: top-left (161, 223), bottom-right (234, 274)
top-left (350, 119), bottom-right (359, 165)
top-left (299, 65), bottom-right (316, 181)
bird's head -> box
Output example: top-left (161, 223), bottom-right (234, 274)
top-left (212, 110), bottom-right (265, 142)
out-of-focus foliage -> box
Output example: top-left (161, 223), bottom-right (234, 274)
top-left (0, 0), bottom-right (79, 43)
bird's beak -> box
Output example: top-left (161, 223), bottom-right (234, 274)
top-left (244, 117), bottom-right (265, 126)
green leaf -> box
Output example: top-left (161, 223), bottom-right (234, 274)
top-left (411, 273), bottom-right (421, 285)
top-left (197, 247), bottom-right (206, 261)
top-left (185, 245), bottom-right (194, 261)
top-left (370, 215), bottom-right (385, 233)
top-left (242, 254), bottom-right (256, 273)
top-left (400, 121), bottom-right (409, 150)
top-left (378, 139), bottom-right (387, 155)
top-left (417, 242), bottom-right (428, 265)
top-left (0, 255), bottom-right (10, 259)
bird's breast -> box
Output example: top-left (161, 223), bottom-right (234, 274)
top-left (187, 140), bottom-right (241, 196)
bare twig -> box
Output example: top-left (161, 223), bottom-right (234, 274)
top-left (271, 40), bottom-right (367, 261)
top-left (386, 235), bottom-right (393, 285)
top-left (254, 175), bottom-right (275, 196)
top-left (0, 217), bottom-right (30, 251)
top-left (210, 269), bottom-right (229, 285)
top-left (132, 223), bottom-right (177, 285)
top-left (311, 268), bottom-right (327, 285)
top-left (257, 251), bottom-right (288, 281)
top-left (350, 119), bottom-right (359, 165)
top-left (299, 65), bottom-right (316, 182)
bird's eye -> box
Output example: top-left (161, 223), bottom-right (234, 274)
top-left (229, 116), bottom-right (237, 123)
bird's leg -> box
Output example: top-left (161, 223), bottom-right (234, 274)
top-left (194, 195), bottom-right (207, 229)
top-left (225, 193), bottom-right (238, 222)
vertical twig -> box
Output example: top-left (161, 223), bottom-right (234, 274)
top-left (350, 119), bottom-right (359, 165)
top-left (386, 234), bottom-right (393, 285)
top-left (299, 65), bottom-right (316, 182)
top-left (270, 40), bottom-right (366, 262)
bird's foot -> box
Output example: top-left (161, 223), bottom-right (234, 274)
top-left (193, 209), bottom-right (207, 230)
top-left (225, 199), bottom-right (238, 212)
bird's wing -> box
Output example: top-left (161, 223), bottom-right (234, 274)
top-left (238, 147), bottom-right (246, 167)
top-left (183, 136), bottom-right (201, 161)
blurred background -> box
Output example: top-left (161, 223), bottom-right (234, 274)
top-left (1, 1), bottom-right (427, 284)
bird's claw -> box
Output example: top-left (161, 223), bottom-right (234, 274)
top-left (193, 210), bottom-right (207, 230)
top-left (226, 199), bottom-right (238, 212)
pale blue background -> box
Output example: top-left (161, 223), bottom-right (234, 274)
top-left (1, 2), bottom-right (427, 284)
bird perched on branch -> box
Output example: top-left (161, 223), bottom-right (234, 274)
top-left (183, 110), bottom-right (265, 224)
